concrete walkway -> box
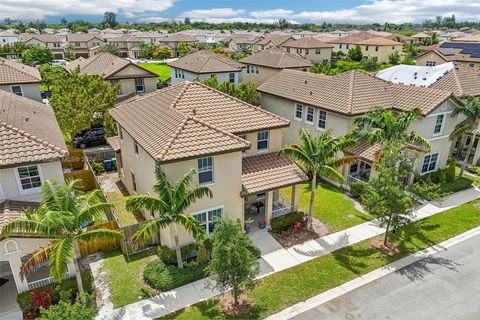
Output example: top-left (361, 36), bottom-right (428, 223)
top-left (100, 186), bottom-right (480, 320)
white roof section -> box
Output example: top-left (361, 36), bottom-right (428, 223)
top-left (376, 62), bottom-right (455, 87)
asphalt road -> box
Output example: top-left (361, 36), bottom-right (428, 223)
top-left (292, 233), bottom-right (480, 320)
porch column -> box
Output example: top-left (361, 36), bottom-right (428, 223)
top-left (291, 185), bottom-right (299, 212)
top-left (9, 258), bottom-right (29, 293)
top-left (473, 145), bottom-right (480, 166)
top-left (342, 163), bottom-right (349, 187)
top-left (265, 190), bottom-right (273, 229)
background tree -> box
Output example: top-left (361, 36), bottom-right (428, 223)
top-left (177, 41), bottom-right (190, 57)
top-left (2, 180), bottom-right (123, 300)
top-left (49, 68), bottom-right (119, 138)
top-left (184, 17), bottom-right (191, 25)
top-left (64, 43), bottom-right (76, 61)
top-left (388, 51), bottom-right (401, 65)
top-left (236, 82), bottom-right (260, 106)
top-left (278, 129), bottom-right (357, 230)
top-left (126, 167), bottom-right (211, 268)
top-left (38, 64), bottom-right (65, 90)
top-left (348, 45), bottom-right (363, 62)
top-left (361, 56), bottom-right (379, 71)
top-left (96, 42), bottom-right (121, 56)
top-left (21, 45), bottom-right (54, 66)
top-left (152, 46), bottom-right (172, 60)
top-left (60, 18), bottom-right (68, 26)
top-left (206, 218), bottom-right (260, 307)
top-left (103, 11), bottom-right (117, 28)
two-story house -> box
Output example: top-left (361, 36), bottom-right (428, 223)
top-left (65, 52), bottom-right (158, 98)
top-left (0, 59), bottom-right (43, 102)
top-left (415, 42), bottom-right (480, 73)
top-left (65, 34), bottom-right (104, 58)
top-left (0, 90), bottom-right (75, 318)
top-left (253, 34), bottom-right (292, 52)
top-left (280, 37), bottom-right (334, 64)
top-left (110, 35), bottom-right (143, 58)
top-left (156, 34), bottom-right (198, 57)
top-left (20, 34), bottom-right (65, 59)
top-left (257, 69), bottom-right (466, 187)
top-left (168, 50), bottom-right (245, 85)
top-left (108, 81), bottom-right (307, 247)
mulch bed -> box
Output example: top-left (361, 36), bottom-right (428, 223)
top-left (270, 218), bottom-right (330, 248)
top-left (370, 236), bottom-right (400, 256)
top-left (219, 293), bottom-right (253, 316)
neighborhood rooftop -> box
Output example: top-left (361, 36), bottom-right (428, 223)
top-left (168, 50), bottom-right (245, 74)
top-left (281, 37), bottom-right (334, 49)
top-left (240, 48), bottom-right (312, 69)
top-left (0, 59), bottom-right (42, 85)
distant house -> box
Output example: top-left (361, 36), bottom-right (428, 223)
top-left (168, 50), bottom-right (245, 85)
top-left (411, 32), bottom-right (430, 43)
top-left (227, 36), bottom-right (260, 52)
top-left (20, 34), bottom-right (65, 59)
top-left (65, 53), bottom-right (158, 97)
top-left (65, 34), bottom-right (104, 58)
top-left (451, 33), bottom-right (480, 43)
top-left (156, 34), bottom-right (198, 57)
top-left (253, 34), bottom-right (292, 52)
top-left (415, 42), bottom-right (480, 73)
top-left (0, 31), bottom-right (19, 45)
top-left (110, 35), bottom-right (143, 59)
top-left (239, 48), bottom-right (311, 86)
top-left (0, 59), bottom-right (42, 102)
top-left (280, 37), bottom-right (334, 64)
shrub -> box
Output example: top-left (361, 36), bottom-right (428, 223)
top-left (349, 181), bottom-right (367, 199)
top-left (408, 182), bottom-right (443, 201)
top-left (196, 241), bottom-right (208, 265)
top-left (446, 157), bottom-right (456, 183)
top-left (430, 169), bottom-right (446, 184)
top-left (247, 242), bottom-right (261, 258)
top-left (270, 211), bottom-right (305, 232)
top-left (156, 245), bottom-right (177, 266)
top-left (466, 165), bottom-right (480, 175)
top-left (143, 260), bottom-right (206, 291)
top-left (38, 293), bottom-right (95, 320)
top-left (440, 177), bottom-right (473, 194)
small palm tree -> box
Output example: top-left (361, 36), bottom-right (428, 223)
top-left (2, 180), bottom-right (124, 300)
top-left (126, 167), bottom-right (212, 268)
top-left (451, 95), bottom-right (480, 177)
top-left (278, 129), bottom-right (357, 230)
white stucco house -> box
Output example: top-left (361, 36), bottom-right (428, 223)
top-left (0, 59), bottom-right (43, 102)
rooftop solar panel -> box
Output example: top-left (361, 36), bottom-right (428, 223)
top-left (438, 48), bottom-right (454, 56)
top-left (440, 42), bottom-right (480, 58)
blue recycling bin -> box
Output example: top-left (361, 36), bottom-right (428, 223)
top-left (103, 159), bottom-right (113, 172)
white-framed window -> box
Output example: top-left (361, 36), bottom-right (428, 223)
top-left (305, 106), bottom-right (314, 124)
top-left (229, 73), bottom-right (235, 83)
top-left (469, 63), bottom-right (475, 69)
top-left (365, 45), bottom-right (369, 51)
top-left (257, 131), bottom-right (269, 151)
top-left (421, 152), bottom-right (439, 174)
top-left (339, 44), bottom-right (342, 49)
top-left (238, 134), bottom-right (247, 156)
top-left (193, 207), bottom-right (222, 235)
top-left (11, 85), bottom-right (23, 96)
top-left (296, 48), bottom-right (302, 54)
top-left (426, 60), bottom-right (436, 67)
top-left (375, 46), bottom-right (379, 52)
top-left (131, 170), bottom-right (137, 192)
top-left (16, 165), bottom-right (42, 194)
top-left (322, 59), bottom-right (329, 64)
top-left (247, 65), bottom-right (259, 75)
top-left (135, 78), bottom-right (144, 93)
top-left (315, 48), bottom-right (321, 54)
top-left (317, 110), bottom-right (327, 129)
top-left (174, 68), bottom-right (184, 79)
top-left (433, 114), bottom-right (445, 135)
top-left (198, 157), bottom-right (214, 185)
top-left (294, 103), bottom-right (303, 121)
top-left (133, 140), bottom-right (139, 154)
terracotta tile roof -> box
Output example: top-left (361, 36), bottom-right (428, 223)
top-left (411, 32), bottom-right (430, 39)
top-left (168, 50), bottom-right (244, 74)
top-left (66, 33), bottom-right (103, 42)
top-left (65, 52), bottom-right (157, 79)
top-left (324, 32), bottom-right (401, 46)
top-left (0, 59), bottom-right (41, 85)
top-left (452, 32), bottom-right (480, 42)
top-left (110, 82), bottom-right (289, 162)
top-left (357, 37), bottom-right (402, 46)
top-left (106, 136), bottom-right (120, 152)
top-left (431, 64), bottom-right (480, 97)
top-left (241, 152), bottom-right (308, 196)
top-left (281, 37), bottom-right (334, 49)
top-left (258, 69), bottom-right (459, 116)
top-left (0, 90), bottom-right (67, 167)
top-left (159, 34), bottom-right (197, 43)
top-left (110, 34), bottom-right (142, 42)
top-left (417, 45), bottom-right (480, 64)
top-left (20, 33), bottom-right (64, 43)
top-left (240, 48), bottom-right (312, 69)
top-left (0, 200), bottom-right (39, 238)
top-left (228, 36), bottom-right (258, 44)
top-left (255, 34), bottom-right (292, 46)
top-left (345, 140), bottom-right (382, 162)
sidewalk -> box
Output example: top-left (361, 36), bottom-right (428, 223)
top-left (100, 186), bottom-right (480, 320)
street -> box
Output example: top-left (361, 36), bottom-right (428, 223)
top-left (292, 233), bottom-right (480, 320)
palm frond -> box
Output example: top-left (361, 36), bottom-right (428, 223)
top-left (131, 217), bottom-right (172, 245)
top-left (178, 186), bottom-right (213, 213)
top-left (450, 123), bottom-right (475, 140)
top-left (48, 238), bottom-right (74, 282)
top-left (19, 245), bottom-right (52, 281)
top-left (125, 195), bottom-right (168, 213)
top-left (76, 202), bottom-right (114, 227)
top-left (76, 228), bottom-right (124, 243)
top-left (318, 165), bottom-right (344, 182)
top-left (172, 214), bottom-right (206, 240)
top-left (2, 219), bottom-right (60, 238)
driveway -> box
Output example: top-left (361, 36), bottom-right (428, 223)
top-left (292, 233), bottom-right (480, 320)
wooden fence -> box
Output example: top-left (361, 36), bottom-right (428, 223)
top-left (62, 150), bottom-right (97, 191)
top-left (120, 222), bottom-right (161, 257)
top-left (79, 221), bottom-right (121, 257)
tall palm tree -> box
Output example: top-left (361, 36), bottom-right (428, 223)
top-left (451, 95), bottom-right (480, 177)
top-left (278, 129), bottom-right (357, 230)
top-left (2, 180), bottom-right (123, 300)
top-left (126, 167), bottom-right (212, 268)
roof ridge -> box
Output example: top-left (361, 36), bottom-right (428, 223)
top-left (156, 116), bottom-right (190, 161)
top-left (189, 114), bottom-right (251, 146)
top-left (347, 70), bottom-right (355, 114)
top-left (450, 68), bottom-right (464, 96)
top-left (169, 81), bottom-right (191, 110)
top-left (115, 82), bottom-right (184, 106)
top-left (208, 51), bottom-right (243, 70)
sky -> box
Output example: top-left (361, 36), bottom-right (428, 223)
top-left (1, 0), bottom-right (480, 25)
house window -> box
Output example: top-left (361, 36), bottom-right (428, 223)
top-left (375, 46), bottom-right (379, 52)
top-left (11, 85), bottom-right (23, 96)
top-left (238, 134), bottom-right (248, 155)
top-left (257, 131), bottom-right (269, 151)
top-left (426, 61), bottom-right (436, 67)
top-left (346, 45), bottom-right (349, 49)
top-left (193, 207), bottom-right (222, 234)
top-left (119, 126), bottom-right (123, 140)
top-left (305, 106), bottom-right (314, 124)
top-left (469, 63), bottom-right (475, 69)
top-left (135, 78), bottom-right (144, 93)
top-left (315, 48), bottom-right (321, 54)
top-left (256, 193), bottom-right (266, 200)
top-left (317, 110), bottom-right (327, 129)
top-left (433, 114), bottom-right (445, 135)
top-left (339, 44), bottom-right (342, 49)
top-left (305, 49), bottom-right (309, 55)
top-left (286, 47), bottom-right (290, 52)
top-left (75, 42), bottom-right (80, 47)
top-left (133, 140), bottom-right (139, 154)
top-left (294, 103), bottom-right (303, 121)
top-left (421, 153), bottom-right (439, 174)
top-left (17, 165), bottom-right (42, 191)
top-left (229, 73), bottom-right (235, 83)
top-left (131, 171), bottom-right (137, 192)
top-left (322, 59), bottom-right (329, 64)
top-left (365, 46), bottom-right (369, 51)
top-left (198, 157), bottom-right (214, 184)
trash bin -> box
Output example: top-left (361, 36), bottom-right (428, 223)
top-left (112, 157), bottom-right (117, 170)
top-left (103, 159), bottom-right (113, 172)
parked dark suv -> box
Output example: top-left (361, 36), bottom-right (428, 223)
top-left (73, 127), bottom-right (107, 149)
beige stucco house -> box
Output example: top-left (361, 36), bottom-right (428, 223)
top-left (253, 34), bottom-right (292, 52)
top-left (280, 37), bottom-right (334, 64)
top-left (20, 34), bottom-right (65, 59)
top-left (108, 81), bottom-right (307, 248)
top-left (0, 59), bottom-right (43, 102)
top-left (65, 34), bottom-right (104, 58)
top-left (65, 52), bottom-right (158, 98)
top-left (258, 69), bottom-right (467, 188)
top-left (0, 90), bottom-right (75, 318)
top-left (415, 42), bottom-right (480, 73)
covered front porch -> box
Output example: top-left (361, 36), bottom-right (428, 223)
top-left (343, 140), bottom-right (378, 189)
top-left (241, 152), bottom-right (308, 233)
top-left (451, 131), bottom-right (480, 166)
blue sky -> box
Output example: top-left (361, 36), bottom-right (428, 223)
top-left (1, 0), bottom-right (479, 24)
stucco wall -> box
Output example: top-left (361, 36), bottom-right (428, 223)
top-left (332, 44), bottom-right (402, 63)
top-left (116, 78), bottom-right (157, 96)
top-left (282, 47), bottom-right (333, 64)
top-left (241, 128), bottom-right (284, 157)
top-left (0, 83), bottom-right (42, 102)
top-left (170, 68), bottom-right (243, 85)
top-left (415, 52), bottom-right (447, 67)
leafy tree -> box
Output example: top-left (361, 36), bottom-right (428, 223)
top-left (236, 82), bottom-right (260, 106)
top-left (96, 42), bottom-right (121, 56)
top-left (400, 56), bottom-right (415, 65)
top-left (388, 51), bottom-right (401, 65)
top-left (152, 46), bottom-right (172, 60)
top-left (348, 45), bottom-right (363, 62)
top-left (60, 18), bottom-right (68, 26)
top-left (184, 17), bottom-right (191, 25)
top-left (64, 43), bottom-right (76, 61)
top-left (49, 68), bottom-right (119, 137)
top-left (21, 45), bottom-right (54, 66)
top-left (126, 167), bottom-right (211, 268)
top-left (2, 180), bottom-right (123, 300)
top-left (38, 64), bottom-right (65, 90)
top-left (361, 56), bottom-right (379, 71)
top-left (103, 11), bottom-right (117, 28)
top-left (451, 95), bottom-right (480, 177)
top-left (177, 41), bottom-right (190, 57)
top-left (206, 218), bottom-right (260, 306)
top-left (278, 129), bottom-right (357, 230)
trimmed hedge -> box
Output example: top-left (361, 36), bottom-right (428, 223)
top-left (143, 260), bottom-right (206, 291)
top-left (156, 243), bottom-right (198, 266)
top-left (271, 211), bottom-right (305, 232)
top-left (440, 177), bottom-right (473, 194)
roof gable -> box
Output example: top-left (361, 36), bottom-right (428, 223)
top-left (0, 59), bottom-right (42, 85)
top-left (240, 48), bottom-right (311, 69)
top-left (168, 50), bottom-right (244, 74)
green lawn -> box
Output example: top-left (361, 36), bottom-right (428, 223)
top-left (102, 249), bottom-right (157, 308)
top-left (281, 181), bottom-right (372, 232)
top-left (161, 199), bottom-right (480, 320)
top-left (138, 63), bottom-right (171, 81)
top-left (456, 166), bottom-right (480, 186)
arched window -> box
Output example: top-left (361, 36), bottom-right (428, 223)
top-left (4, 239), bottom-right (20, 255)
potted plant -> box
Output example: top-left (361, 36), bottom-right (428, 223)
top-left (258, 219), bottom-right (266, 229)
top-left (244, 218), bottom-right (254, 234)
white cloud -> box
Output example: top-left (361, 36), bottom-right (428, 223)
top-left (250, 9), bottom-right (293, 18)
top-left (139, 16), bottom-right (171, 23)
top-left (179, 8), bottom-right (245, 19)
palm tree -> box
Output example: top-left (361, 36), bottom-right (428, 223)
top-left (126, 167), bottom-right (212, 268)
top-left (278, 129), bottom-right (357, 230)
top-left (2, 180), bottom-right (123, 301)
top-left (451, 95), bottom-right (480, 177)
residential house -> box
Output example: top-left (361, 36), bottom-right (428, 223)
top-left (0, 31), bottom-right (19, 45)
top-left (415, 42), bottom-right (480, 72)
top-left (20, 34), bottom-right (65, 59)
top-left (168, 50), bottom-right (245, 85)
top-left (110, 35), bottom-right (143, 58)
top-left (451, 33), bottom-right (480, 43)
top-left (0, 90), bottom-right (74, 318)
top-left (0, 59), bottom-right (42, 102)
top-left (65, 53), bottom-right (158, 97)
top-left (108, 81), bottom-right (307, 247)
top-left (280, 37), bottom-right (334, 64)
top-left (411, 32), bottom-right (430, 43)
top-left (239, 48), bottom-right (312, 86)
top-left (65, 34), bottom-right (104, 58)
top-left (227, 36), bottom-right (260, 52)
top-left (156, 34), bottom-right (198, 57)
top-left (257, 69), bottom-right (466, 187)
top-left (253, 34), bottom-right (292, 52)
top-left (177, 29), bottom-right (230, 44)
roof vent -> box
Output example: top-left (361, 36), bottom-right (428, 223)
top-left (309, 90), bottom-right (313, 96)
top-left (25, 117), bottom-right (29, 122)
top-left (192, 108), bottom-right (196, 115)
top-left (422, 77), bottom-right (427, 80)
top-left (304, 79), bottom-right (308, 84)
